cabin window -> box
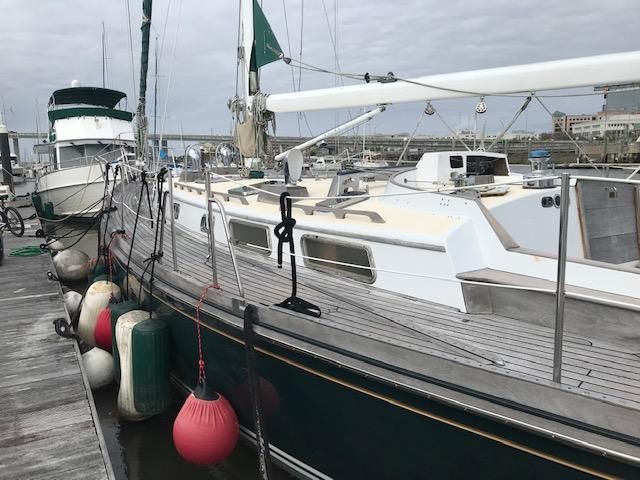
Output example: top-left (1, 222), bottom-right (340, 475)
top-left (200, 214), bottom-right (208, 233)
top-left (466, 155), bottom-right (509, 176)
top-left (301, 235), bottom-right (375, 283)
top-left (173, 203), bottom-right (180, 220)
top-left (229, 220), bottom-right (271, 255)
top-left (449, 155), bottom-right (463, 169)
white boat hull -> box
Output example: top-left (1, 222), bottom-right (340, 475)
top-left (36, 164), bottom-right (106, 218)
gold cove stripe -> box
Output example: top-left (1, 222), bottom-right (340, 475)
top-left (145, 285), bottom-right (616, 480)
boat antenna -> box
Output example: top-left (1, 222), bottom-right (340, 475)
top-left (102, 22), bottom-right (106, 88)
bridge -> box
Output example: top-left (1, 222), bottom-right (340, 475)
top-left (9, 130), bottom-right (636, 163)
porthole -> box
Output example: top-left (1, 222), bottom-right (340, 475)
top-left (541, 196), bottom-right (554, 208)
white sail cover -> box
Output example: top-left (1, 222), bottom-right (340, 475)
top-left (265, 51), bottom-right (640, 113)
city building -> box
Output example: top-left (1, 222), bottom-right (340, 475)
top-left (552, 111), bottom-right (597, 133)
top-left (603, 87), bottom-right (640, 113)
top-left (570, 113), bottom-right (640, 138)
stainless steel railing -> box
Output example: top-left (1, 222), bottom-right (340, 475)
top-left (552, 173), bottom-right (570, 383)
top-left (207, 195), bottom-right (245, 298)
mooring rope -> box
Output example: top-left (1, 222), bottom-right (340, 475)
top-left (139, 168), bottom-right (168, 317)
top-left (125, 170), bottom-right (151, 297)
top-left (194, 283), bottom-right (221, 384)
top-left (273, 192), bottom-right (320, 317)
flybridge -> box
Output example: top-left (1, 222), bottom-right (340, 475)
top-left (47, 86), bottom-right (133, 123)
top-left (48, 87), bottom-right (127, 109)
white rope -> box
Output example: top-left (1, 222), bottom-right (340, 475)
top-left (120, 199), bottom-right (154, 222)
top-left (626, 164), bottom-right (640, 180)
top-left (572, 175), bottom-right (640, 186)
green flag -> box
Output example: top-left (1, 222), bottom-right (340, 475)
top-left (252, 0), bottom-right (283, 69)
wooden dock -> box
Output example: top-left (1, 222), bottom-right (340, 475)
top-left (0, 198), bottom-right (114, 480)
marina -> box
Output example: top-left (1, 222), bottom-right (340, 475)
top-left (2, 0), bottom-right (640, 479)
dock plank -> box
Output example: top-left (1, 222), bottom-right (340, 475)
top-left (0, 200), bottom-right (111, 479)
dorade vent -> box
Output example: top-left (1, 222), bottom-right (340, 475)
top-left (173, 203), bottom-right (180, 220)
top-left (229, 220), bottom-right (271, 255)
top-left (301, 235), bottom-right (375, 283)
top-left (200, 214), bottom-right (207, 233)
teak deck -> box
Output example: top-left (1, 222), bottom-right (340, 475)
top-left (0, 200), bottom-right (112, 480)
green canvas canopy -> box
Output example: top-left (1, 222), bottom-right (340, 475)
top-left (49, 87), bottom-right (127, 108)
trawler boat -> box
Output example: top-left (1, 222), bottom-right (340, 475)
top-left (34, 82), bottom-right (135, 218)
top-left (105, 0), bottom-right (640, 477)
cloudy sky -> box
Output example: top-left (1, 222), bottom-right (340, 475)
top-left (1, 0), bottom-right (638, 142)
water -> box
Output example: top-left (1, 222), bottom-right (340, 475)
top-left (93, 384), bottom-right (281, 480)
top-left (46, 221), bottom-right (291, 480)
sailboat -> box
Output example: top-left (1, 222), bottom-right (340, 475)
top-left (34, 81), bottom-right (135, 219)
top-left (107, 1), bottom-right (640, 477)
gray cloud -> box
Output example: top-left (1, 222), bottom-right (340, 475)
top-left (1, 0), bottom-right (638, 143)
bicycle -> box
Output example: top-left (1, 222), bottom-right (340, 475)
top-left (0, 194), bottom-right (25, 237)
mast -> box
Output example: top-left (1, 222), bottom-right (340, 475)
top-left (239, 0), bottom-right (255, 102)
top-left (136, 0), bottom-right (153, 164)
top-left (234, 0), bottom-right (283, 164)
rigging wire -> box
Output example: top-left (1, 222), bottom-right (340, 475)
top-left (432, 107), bottom-right (472, 152)
top-left (158, 0), bottom-right (173, 61)
top-left (158, 0), bottom-right (183, 173)
top-left (297, 0), bottom-right (313, 137)
top-left (281, 0), bottom-right (302, 137)
top-left (534, 95), bottom-right (599, 171)
top-left (283, 57), bottom-right (609, 99)
top-left (487, 96), bottom-right (532, 151)
top-left (124, 0), bottom-right (137, 103)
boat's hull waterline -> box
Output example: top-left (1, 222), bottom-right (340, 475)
top-left (112, 249), bottom-right (637, 480)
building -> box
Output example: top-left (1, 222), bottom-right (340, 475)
top-left (552, 111), bottom-right (597, 133)
top-left (553, 86), bottom-right (640, 137)
top-left (570, 113), bottom-right (640, 138)
top-left (603, 87), bottom-right (640, 113)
